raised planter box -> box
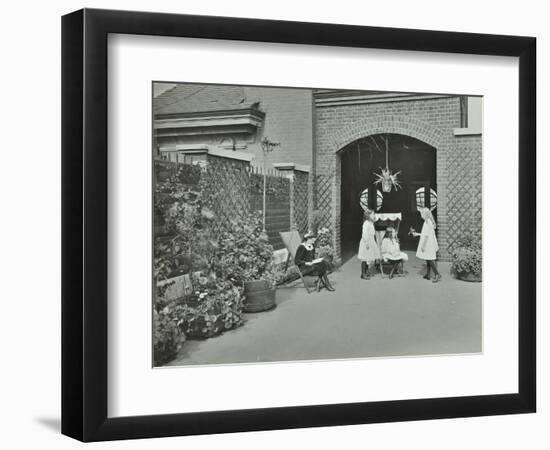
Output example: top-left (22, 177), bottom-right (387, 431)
top-left (156, 273), bottom-right (194, 300)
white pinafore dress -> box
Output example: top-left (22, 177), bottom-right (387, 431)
top-left (416, 220), bottom-right (439, 261)
top-left (357, 220), bottom-right (381, 263)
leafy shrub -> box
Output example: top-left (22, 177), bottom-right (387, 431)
top-left (171, 275), bottom-right (245, 339)
top-left (154, 164), bottom-right (216, 280)
top-left (451, 234), bottom-right (482, 278)
top-left (153, 163), bottom-right (273, 357)
top-left (153, 307), bottom-right (186, 366)
top-left (315, 226), bottom-right (335, 261)
top-left (154, 160), bottom-right (201, 184)
top-left (211, 212), bottom-right (276, 287)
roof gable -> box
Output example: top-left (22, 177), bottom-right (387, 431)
top-left (154, 83), bottom-right (260, 116)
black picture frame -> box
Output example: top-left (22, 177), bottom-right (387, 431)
top-left (62, 8), bottom-right (536, 442)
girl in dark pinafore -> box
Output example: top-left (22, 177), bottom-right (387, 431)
top-left (294, 232), bottom-right (335, 292)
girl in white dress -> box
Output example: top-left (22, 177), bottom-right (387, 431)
top-left (381, 227), bottom-right (408, 279)
top-left (357, 209), bottom-right (381, 279)
top-left (411, 207), bottom-right (441, 283)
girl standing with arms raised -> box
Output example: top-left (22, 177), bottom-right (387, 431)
top-left (411, 207), bottom-right (441, 283)
top-left (358, 209), bottom-right (380, 280)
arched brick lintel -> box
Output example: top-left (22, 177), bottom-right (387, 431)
top-left (328, 115), bottom-right (444, 152)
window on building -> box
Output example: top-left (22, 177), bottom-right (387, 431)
top-left (360, 188), bottom-right (383, 212)
top-left (415, 187), bottom-right (437, 211)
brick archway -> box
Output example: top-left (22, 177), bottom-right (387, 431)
top-left (328, 115), bottom-right (444, 153)
top-left (319, 115), bottom-right (447, 263)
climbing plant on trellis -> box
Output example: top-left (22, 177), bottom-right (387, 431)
top-left (154, 156), bottom-right (302, 251)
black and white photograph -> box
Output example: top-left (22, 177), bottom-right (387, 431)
top-left (152, 82), bottom-right (483, 367)
top-left (1, 0), bottom-right (544, 447)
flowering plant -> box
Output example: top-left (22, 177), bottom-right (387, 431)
top-left (153, 307), bottom-right (186, 366)
top-left (154, 164), bottom-right (216, 280)
top-left (211, 211), bottom-right (276, 287)
top-left (171, 274), bottom-right (245, 339)
top-left (315, 226), bottom-right (335, 261)
top-left (451, 234), bottom-right (482, 278)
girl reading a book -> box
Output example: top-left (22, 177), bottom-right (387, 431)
top-left (295, 232), bottom-right (335, 292)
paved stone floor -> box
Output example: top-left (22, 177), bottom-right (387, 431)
top-left (167, 252), bottom-right (482, 366)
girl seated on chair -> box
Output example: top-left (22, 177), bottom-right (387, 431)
top-left (294, 232), bottom-right (335, 292)
top-left (380, 226), bottom-right (408, 279)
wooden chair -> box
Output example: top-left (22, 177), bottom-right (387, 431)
top-left (379, 259), bottom-right (404, 278)
top-left (279, 230), bottom-right (312, 294)
top-left (374, 213), bottom-right (403, 278)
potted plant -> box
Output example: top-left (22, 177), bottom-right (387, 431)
top-left (451, 234), bottom-right (482, 282)
top-left (374, 167), bottom-right (402, 192)
top-left (153, 306), bottom-right (186, 366)
top-left (154, 164), bottom-right (217, 299)
top-left (172, 274), bottom-right (245, 339)
top-left (372, 134), bottom-right (402, 193)
top-left (315, 226), bottom-right (335, 266)
top-left (213, 212), bottom-right (277, 312)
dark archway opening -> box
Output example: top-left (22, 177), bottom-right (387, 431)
top-left (340, 133), bottom-right (437, 263)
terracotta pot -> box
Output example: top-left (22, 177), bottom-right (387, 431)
top-left (243, 280), bottom-right (276, 313)
top-left (457, 271), bottom-right (482, 282)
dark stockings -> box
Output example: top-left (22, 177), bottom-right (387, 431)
top-left (424, 260), bottom-right (441, 282)
top-left (361, 261), bottom-right (369, 279)
top-left (321, 274), bottom-right (335, 291)
top-left (423, 262), bottom-right (432, 279)
top-left (427, 260), bottom-right (440, 276)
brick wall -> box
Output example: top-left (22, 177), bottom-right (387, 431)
top-left (314, 96), bottom-right (482, 262)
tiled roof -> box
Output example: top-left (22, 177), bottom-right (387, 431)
top-left (153, 83), bottom-right (260, 115)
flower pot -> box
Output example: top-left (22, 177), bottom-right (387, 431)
top-left (457, 271), bottom-right (482, 282)
top-left (243, 280), bottom-right (276, 313)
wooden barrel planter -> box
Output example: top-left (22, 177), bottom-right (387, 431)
top-left (457, 271), bottom-right (482, 282)
top-left (243, 280), bottom-right (276, 313)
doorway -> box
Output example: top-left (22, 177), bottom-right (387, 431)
top-left (339, 133), bottom-right (437, 262)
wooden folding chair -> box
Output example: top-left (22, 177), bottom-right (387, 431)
top-left (279, 230), bottom-right (312, 294)
top-left (379, 259), bottom-right (404, 278)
